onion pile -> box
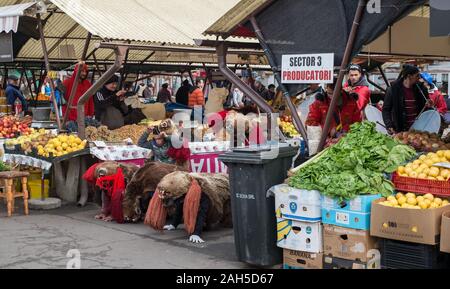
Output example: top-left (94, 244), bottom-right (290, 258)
top-left (394, 130), bottom-right (450, 152)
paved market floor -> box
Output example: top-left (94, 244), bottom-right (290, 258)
top-left (0, 201), bottom-right (253, 269)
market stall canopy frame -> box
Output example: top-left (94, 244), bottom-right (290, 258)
top-left (205, 0), bottom-right (428, 68)
top-left (0, 0), bottom-right (264, 65)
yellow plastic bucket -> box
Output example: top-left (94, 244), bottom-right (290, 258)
top-left (28, 180), bottom-right (49, 199)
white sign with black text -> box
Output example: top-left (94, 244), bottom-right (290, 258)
top-left (281, 53), bottom-right (334, 84)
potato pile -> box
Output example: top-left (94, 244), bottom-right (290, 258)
top-left (85, 126), bottom-right (121, 142)
top-left (394, 130), bottom-right (450, 152)
top-left (113, 125), bottom-right (147, 144)
top-left (85, 125), bottom-right (147, 145)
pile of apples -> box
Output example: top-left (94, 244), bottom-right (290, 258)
top-left (0, 116), bottom-right (32, 139)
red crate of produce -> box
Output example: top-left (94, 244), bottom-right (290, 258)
top-left (392, 172), bottom-right (450, 197)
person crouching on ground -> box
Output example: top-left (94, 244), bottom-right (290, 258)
top-left (138, 126), bottom-right (175, 164)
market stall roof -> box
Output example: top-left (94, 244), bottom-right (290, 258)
top-left (0, 0), bottom-right (264, 66)
top-left (0, 2), bottom-right (36, 33)
top-left (205, 0), bottom-right (431, 67)
top-left (205, 1), bottom-right (450, 61)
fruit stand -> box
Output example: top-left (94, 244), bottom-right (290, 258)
top-left (275, 121), bottom-right (450, 269)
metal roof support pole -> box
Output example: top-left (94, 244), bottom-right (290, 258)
top-left (37, 13), bottom-right (61, 130)
top-left (62, 32), bottom-right (92, 127)
top-left (378, 65), bottom-right (390, 87)
top-left (318, 0), bottom-right (367, 152)
top-left (23, 67), bottom-right (34, 100)
top-left (216, 43), bottom-right (277, 141)
top-left (250, 16), bottom-right (308, 145)
top-left (3, 66), bottom-right (8, 89)
top-left (77, 46), bottom-right (128, 139)
top-left (31, 69), bottom-right (38, 102)
top-left (365, 72), bottom-right (386, 92)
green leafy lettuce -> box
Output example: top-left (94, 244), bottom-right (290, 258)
top-left (289, 121), bottom-right (416, 201)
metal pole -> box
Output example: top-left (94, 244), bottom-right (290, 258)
top-left (365, 72), bottom-right (386, 92)
top-left (250, 16), bottom-right (309, 144)
top-left (378, 65), bottom-right (390, 88)
top-left (77, 46), bottom-right (128, 139)
top-left (37, 13), bottom-right (61, 130)
top-left (23, 67), bottom-right (34, 100)
top-left (318, 0), bottom-right (367, 152)
top-left (97, 42), bottom-right (266, 56)
top-left (62, 32), bottom-right (92, 127)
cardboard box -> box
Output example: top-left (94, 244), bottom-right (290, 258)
top-left (323, 224), bottom-right (380, 262)
top-left (323, 256), bottom-right (369, 269)
top-left (277, 218), bottom-right (323, 253)
top-left (283, 249), bottom-right (323, 269)
top-left (273, 184), bottom-right (322, 222)
top-left (321, 194), bottom-right (381, 230)
top-left (322, 194), bottom-right (382, 213)
top-left (322, 208), bottom-right (371, 230)
top-left (441, 212), bottom-right (450, 253)
top-left (370, 198), bottom-right (450, 245)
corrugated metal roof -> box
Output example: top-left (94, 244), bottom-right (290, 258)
top-left (0, 2), bottom-right (35, 33)
top-left (204, 0), bottom-right (270, 37)
top-left (50, 0), bottom-right (241, 45)
top-left (1, 0), bottom-right (263, 65)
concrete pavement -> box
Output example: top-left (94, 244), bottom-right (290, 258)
top-left (0, 201), bottom-right (252, 269)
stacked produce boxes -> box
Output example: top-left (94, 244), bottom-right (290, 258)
top-left (370, 192), bottom-right (450, 269)
top-left (273, 184), bottom-right (323, 269)
top-left (321, 194), bottom-right (381, 269)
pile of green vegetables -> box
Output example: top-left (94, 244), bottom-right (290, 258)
top-left (0, 161), bottom-right (11, 172)
top-left (289, 121), bottom-right (416, 201)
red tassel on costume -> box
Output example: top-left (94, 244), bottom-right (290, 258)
top-left (183, 179), bottom-right (202, 235)
top-left (95, 168), bottom-right (126, 224)
top-left (145, 188), bottom-right (168, 231)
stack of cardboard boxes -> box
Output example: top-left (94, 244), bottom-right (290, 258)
top-left (273, 183), bottom-right (450, 269)
top-left (321, 194), bottom-right (381, 269)
top-left (273, 184), bottom-right (323, 269)
top-left (370, 197), bottom-right (450, 269)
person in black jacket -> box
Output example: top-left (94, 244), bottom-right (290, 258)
top-left (382, 65), bottom-right (431, 134)
top-left (94, 75), bottom-right (128, 130)
top-left (175, 79), bottom-right (191, 106)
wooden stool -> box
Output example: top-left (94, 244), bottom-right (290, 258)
top-left (0, 171), bottom-right (30, 217)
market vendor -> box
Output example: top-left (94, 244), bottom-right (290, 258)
top-left (343, 64), bottom-right (371, 113)
top-left (63, 62), bottom-right (94, 121)
top-left (5, 74), bottom-right (28, 113)
top-left (94, 75), bottom-right (129, 130)
top-left (305, 79), bottom-right (362, 138)
top-left (382, 64), bottom-right (431, 134)
top-left (420, 72), bottom-right (447, 115)
top-left (138, 127), bottom-right (175, 164)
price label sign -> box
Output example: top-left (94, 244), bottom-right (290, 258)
top-left (281, 53), bottom-right (334, 84)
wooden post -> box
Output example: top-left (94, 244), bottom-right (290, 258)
top-left (22, 177), bottom-right (29, 215)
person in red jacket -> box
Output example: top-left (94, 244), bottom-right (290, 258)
top-left (343, 64), bottom-right (371, 114)
top-left (306, 81), bottom-right (362, 138)
top-left (62, 62), bottom-right (94, 121)
top-left (420, 72), bottom-right (447, 115)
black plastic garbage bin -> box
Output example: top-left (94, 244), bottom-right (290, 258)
top-left (219, 145), bottom-right (297, 267)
